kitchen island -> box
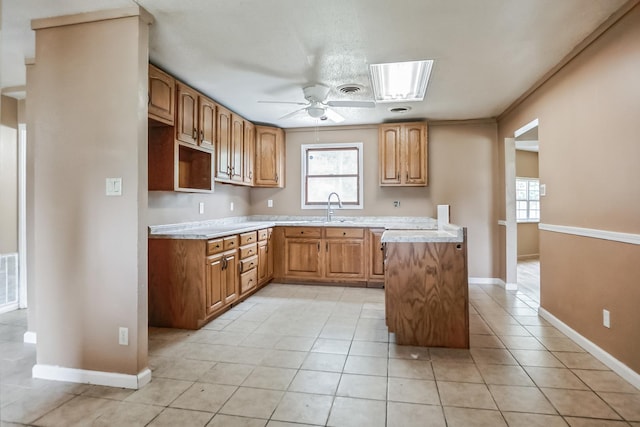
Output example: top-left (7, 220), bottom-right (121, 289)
top-left (382, 226), bottom-right (469, 348)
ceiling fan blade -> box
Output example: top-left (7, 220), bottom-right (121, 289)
top-left (258, 100), bottom-right (308, 105)
top-left (279, 107), bottom-right (307, 120)
top-left (323, 108), bottom-right (345, 123)
top-left (326, 100), bottom-right (376, 108)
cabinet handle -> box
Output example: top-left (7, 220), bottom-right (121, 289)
top-left (406, 172), bottom-right (409, 181)
top-left (222, 257), bottom-right (227, 270)
top-left (325, 242), bottom-right (328, 252)
top-left (300, 231), bottom-right (304, 235)
top-left (317, 242), bottom-right (320, 253)
top-left (200, 130), bottom-right (204, 141)
top-left (249, 171), bottom-right (252, 179)
top-left (275, 173), bottom-right (279, 183)
top-left (343, 232), bottom-right (346, 236)
top-left (192, 128), bottom-right (197, 140)
top-left (397, 173), bottom-right (400, 180)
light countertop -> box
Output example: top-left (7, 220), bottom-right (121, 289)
top-left (148, 215), bottom-right (448, 240)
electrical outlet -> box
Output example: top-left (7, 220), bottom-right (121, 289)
top-left (230, 202), bottom-right (234, 211)
top-left (393, 201), bottom-right (400, 208)
top-left (199, 202), bottom-right (204, 214)
top-left (603, 309), bottom-right (610, 328)
top-left (119, 327), bottom-right (129, 345)
top-left (267, 199), bottom-right (273, 208)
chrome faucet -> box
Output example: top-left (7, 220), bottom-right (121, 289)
top-left (326, 192), bottom-right (342, 222)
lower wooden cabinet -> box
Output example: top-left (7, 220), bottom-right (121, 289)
top-left (368, 228), bottom-right (385, 286)
top-left (277, 227), bottom-right (368, 284)
top-left (324, 227), bottom-right (366, 280)
top-left (257, 228), bottom-right (274, 286)
top-left (149, 232), bottom-right (262, 330)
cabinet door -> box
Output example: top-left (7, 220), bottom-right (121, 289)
top-left (148, 65), bottom-right (175, 125)
top-left (379, 125), bottom-right (402, 185)
top-left (176, 83), bottom-right (198, 145)
top-left (255, 126), bottom-right (284, 188)
top-left (368, 229), bottom-right (385, 280)
top-left (284, 238), bottom-right (322, 278)
top-left (257, 240), bottom-right (268, 285)
top-left (230, 114), bottom-right (244, 183)
top-left (243, 121), bottom-right (255, 185)
top-left (403, 123), bottom-right (427, 185)
top-left (223, 251), bottom-right (238, 305)
top-left (325, 240), bottom-right (366, 279)
top-left (199, 96), bottom-right (216, 150)
top-left (216, 106), bottom-right (232, 180)
top-left (206, 253), bottom-right (225, 315)
top-left (266, 228), bottom-right (274, 280)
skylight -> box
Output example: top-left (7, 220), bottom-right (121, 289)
top-left (369, 60), bottom-right (434, 103)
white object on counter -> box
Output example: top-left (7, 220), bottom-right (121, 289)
top-left (437, 205), bottom-right (450, 230)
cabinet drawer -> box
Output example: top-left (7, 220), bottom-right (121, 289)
top-left (325, 227), bottom-right (364, 239)
top-left (223, 236), bottom-right (238, 250)
top-left (207, 238), bottom-right (224, 255)
top-left (258, 228), bottom-right (269, 241)
top-left (240, 243), bottom-right (257, 259)
top-left (240, 268), bottom-right (258, 294)
top-left (240, 231), bottom-right (257, 246)
top-left (284, 227), bottom-right (322, 238)
top-left (240, 255), bottom-right (258, 273)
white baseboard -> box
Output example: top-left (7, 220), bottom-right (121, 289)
top-left (23, 331), bottom-right (37, 344)
top-left (469, 277), bottom-right (518, 291)
top-left (538, 307), bottom-right (640, 391)
top-left (32, 364), bottom-right (152, 389)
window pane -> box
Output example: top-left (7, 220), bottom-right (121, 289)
top-left (529, 189), bottom-right (539, 200)
top-left (307, 149), bottom-right (358, 175)
top-left (517, 201), bottom-right (528, 210)
top-left (516, 180), bottom-right (527, 191)
top-left (529, 210), bottom-right (540, 220)
top-left (306, 177), bottom-right (358, 204)
top-left (517, 210), bottom-right (528, 220)
top-left (530, 201), bottom-right (540, 210)
top-left (516, 190), bottom-right (527, 200)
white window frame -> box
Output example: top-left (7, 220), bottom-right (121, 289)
top-left (301, 142), bottom-right (364, 210)
top-left (516, 177), bottom-right (540, 223)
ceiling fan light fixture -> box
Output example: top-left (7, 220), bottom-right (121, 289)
top-left (307, 105), bottom-right (326, 118)
top-left (370, 60), bottom-right (434, 103)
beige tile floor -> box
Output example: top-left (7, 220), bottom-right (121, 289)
top-left (1, 283), bottom-right (639, 426)
top-left (517, 258), bottom-right (540, 302)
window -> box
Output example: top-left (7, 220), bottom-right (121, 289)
top-left (516, 177), bottom-right (540, 222)
top-left (301, 142), bottom-right (363, 209)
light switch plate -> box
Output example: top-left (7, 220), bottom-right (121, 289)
top-left (106, 178), bottom-right (122, 196)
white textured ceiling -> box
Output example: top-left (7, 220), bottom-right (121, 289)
top-left (1, 0), bottom-right (629, 128)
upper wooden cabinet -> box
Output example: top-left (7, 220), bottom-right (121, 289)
top-left (255, 125), bottom-right (285, 188)
top-left (148, 65), bottom-right (175, 125)
top-left (216, 105), bottom-right (232, 181)
top-left (176, 82), bottom-right (216, 150)
top-left (379, 122), bottom-right (428, 186)
top-left (243, 121), bottom-right (255, 186)
top-left (230, 114), bottom-right (244, 183)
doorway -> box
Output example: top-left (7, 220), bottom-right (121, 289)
top-left (513, 119), bottom-right (540, 300)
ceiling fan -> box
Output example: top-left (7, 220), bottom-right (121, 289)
top-left (259, 84), bottom-right (375, 123)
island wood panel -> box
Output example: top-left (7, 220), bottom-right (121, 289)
top-left (148, 239), bottom-right (207, 329)
top-left (385, 237), bottom-right (469, 348)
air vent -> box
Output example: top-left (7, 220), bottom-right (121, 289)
top-left (388, 106), bottom-right (412, 113)
top-left (337, 84), bottom-right (363, 94)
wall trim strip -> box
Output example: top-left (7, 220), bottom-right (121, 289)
top-left (32, 365), bottom-right (152, 390)
top-left (539, 223), bottom-right (640, 245)
top-left (539, 307), bottom-right (640, 391)
top-left (468, 277), bottom-right (518, 290)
